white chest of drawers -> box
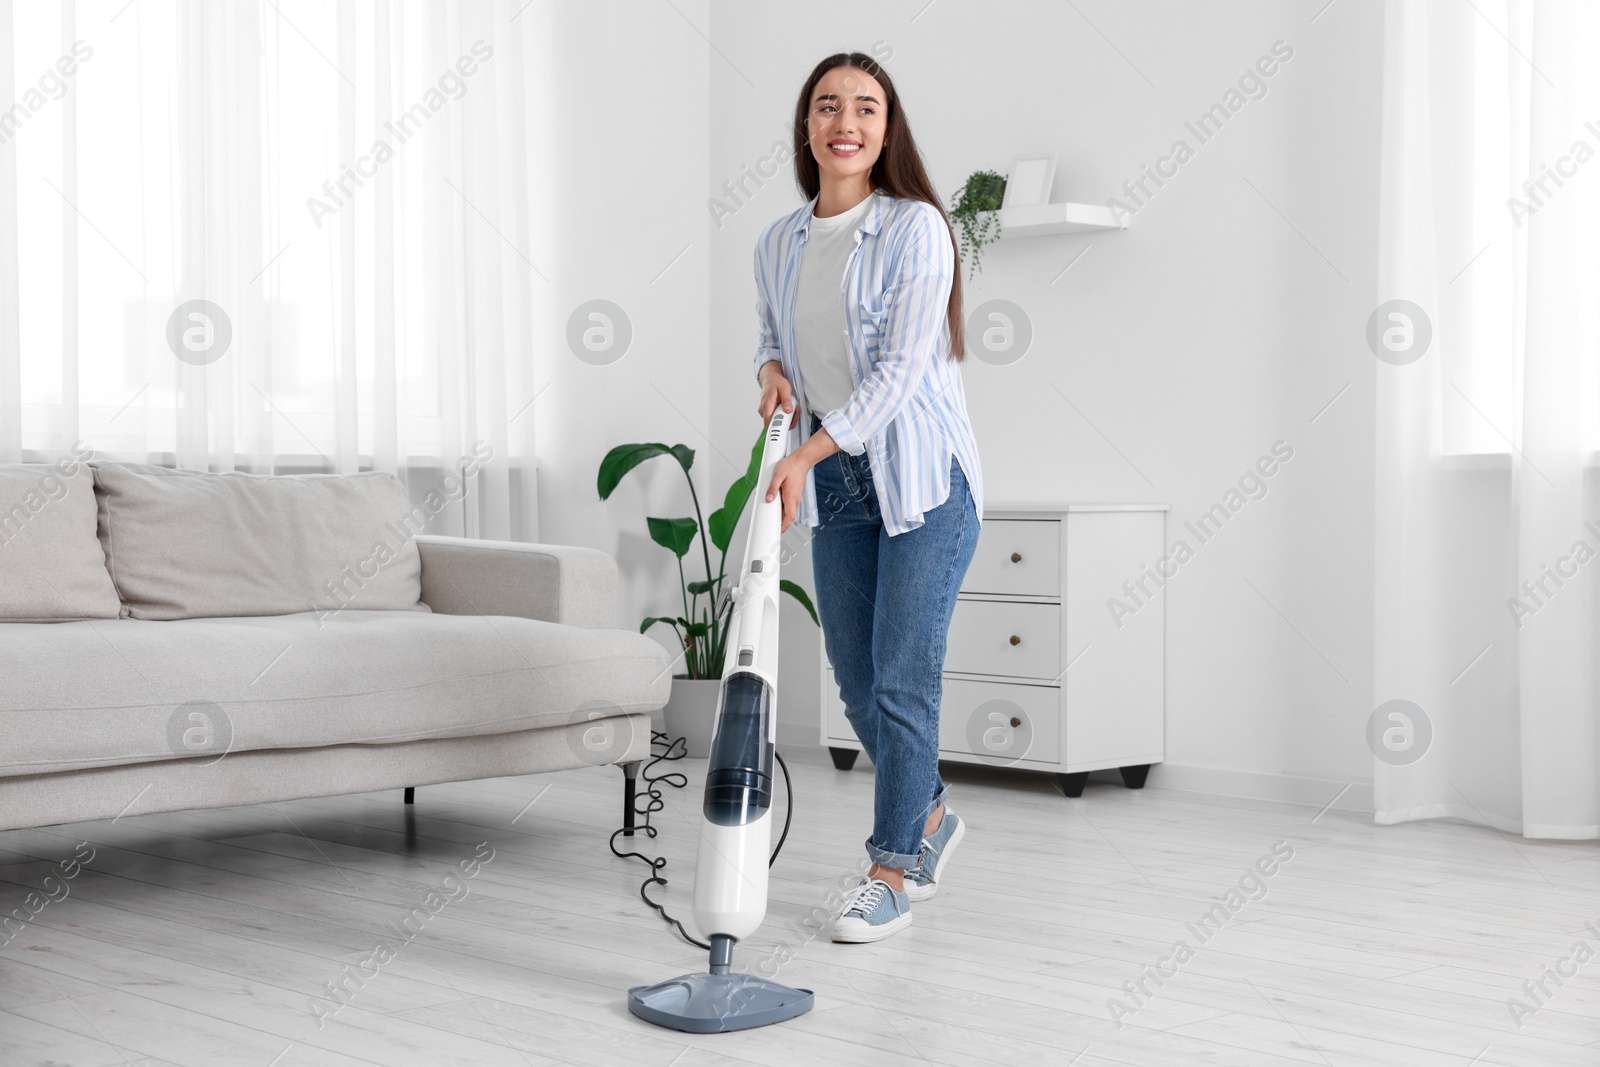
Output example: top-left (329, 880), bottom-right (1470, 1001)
top-left (819, 504), bottom-right (1167, 797)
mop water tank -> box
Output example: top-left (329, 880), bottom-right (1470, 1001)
top-left (703, 671), bottom-right (774, 827)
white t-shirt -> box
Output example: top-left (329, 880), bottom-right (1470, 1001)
top-left (794, 191), bottom-right (876, 417)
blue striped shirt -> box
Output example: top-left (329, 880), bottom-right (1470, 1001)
top-left (753, 192), bottom-right (984, 536)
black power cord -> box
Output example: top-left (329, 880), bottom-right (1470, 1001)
top-left (609, 730), bottom-right (793, 951)
top-left (771, 749), bottom-right (794, 861)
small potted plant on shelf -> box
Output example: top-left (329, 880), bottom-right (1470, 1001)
top-left (949, 169), bottom-right (1007, 279)
top-left (598, 429), bottom-right (819, 756)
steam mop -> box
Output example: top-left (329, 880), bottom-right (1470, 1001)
top-left (626, 407), bottom-right (816, 1033)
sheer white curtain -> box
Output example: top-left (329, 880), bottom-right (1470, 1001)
top-left (0, 0), bottom-right (539, 540)
top-left (1375, 0), bottom-right (1600, 837)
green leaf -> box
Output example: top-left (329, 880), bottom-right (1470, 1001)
top-left (685, 621), bottom-right (709, 638)
top-left (598, 443), bottom-right (686, 500)
top-left (708, 429), bottom-right (767, 552)
top-left (686, 579), bottom-right (714, 595)
top-left (646, 516), bottom-right (699, 558)
top-left (669, 444), bottom-right (695, 474)
top-left (640, 615), bottom-right (682, 635)
top-left (780, 579), bottom-right (820, 627)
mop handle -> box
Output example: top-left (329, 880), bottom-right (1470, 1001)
top-left (742, 407), bottom-right (790, 573)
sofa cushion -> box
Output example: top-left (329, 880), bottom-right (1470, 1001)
top-left (0, 610), bottom-right (672, 778)
top-left (93, 463), bottom-right (428, 620)
top-left (0, 459), bottom-right (121, 621)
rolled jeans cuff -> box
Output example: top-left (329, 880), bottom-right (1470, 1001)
top-left (864, 836), bottom-right (921, 872)
top-left (864, 786), bottom-right (949, 871)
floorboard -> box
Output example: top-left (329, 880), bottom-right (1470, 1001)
top-left (1, 747), bottom-right (1595, 1066)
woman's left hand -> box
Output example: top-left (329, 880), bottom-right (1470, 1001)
top-left (766, 453), bottom-right (810, 533)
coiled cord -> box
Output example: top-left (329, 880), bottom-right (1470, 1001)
top-left (609, 730), bottom-right (793, 950)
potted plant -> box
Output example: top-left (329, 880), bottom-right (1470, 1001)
top-left (598, 429), bottom-right (819, 756)
top-left (949, 169), bottom-right (1007, 279)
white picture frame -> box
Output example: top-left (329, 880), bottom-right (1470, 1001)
top-left (1002, 155), bottom-right (1057, 209)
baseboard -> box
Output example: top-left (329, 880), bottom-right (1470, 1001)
top-left (773, 733), bottom-right (1375, 815)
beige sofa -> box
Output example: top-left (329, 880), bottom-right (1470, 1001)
top-left (0, 456), bottom-right (670, 832)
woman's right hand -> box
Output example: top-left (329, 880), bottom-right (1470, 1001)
top-left (757, 360), bottom-right (796, 425)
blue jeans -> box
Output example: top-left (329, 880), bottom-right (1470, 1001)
top-left (809, 418), bottom-right (980, 870)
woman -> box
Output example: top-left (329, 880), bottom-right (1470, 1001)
top-left (754, 52), bottom-right (984, 943)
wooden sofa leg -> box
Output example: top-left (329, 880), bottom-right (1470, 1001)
top-left (620, 760), bottom-right (641, 836)
top-left (404, 787), bottom-right (415, 805)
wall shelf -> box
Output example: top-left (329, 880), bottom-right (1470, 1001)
top-left (986, 201), bottom-right (1125, 238)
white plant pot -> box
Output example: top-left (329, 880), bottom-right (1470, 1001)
top-left (661, 676), bottom-right (722, 758)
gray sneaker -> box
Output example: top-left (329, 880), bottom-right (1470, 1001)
top-left (905, 808), bottom-right (965, 902)
top-left (829, 878), bottom-right (912, 943)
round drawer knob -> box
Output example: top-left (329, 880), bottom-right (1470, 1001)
top-left (1009, 716), bottom-right (1022, 728)
top-left (1009, 634), bottom-right (1021, 646)
top-left (1010, 552), bottom-right (1022, 563)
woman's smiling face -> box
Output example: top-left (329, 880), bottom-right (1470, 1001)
top-left (806, 65), bottom-right (887, 188)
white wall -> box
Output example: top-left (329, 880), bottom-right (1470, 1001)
top-left (699, 0), bottom-right (1386, 804)
top-left (532, 1), bottom-right (1388, 804)
top-left (528, 0), bottom-right (714, 651)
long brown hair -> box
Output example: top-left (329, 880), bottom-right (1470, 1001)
top-left (792, 52), bottom-right (965, 359)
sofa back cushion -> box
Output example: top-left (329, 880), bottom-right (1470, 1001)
top-left (93, 463), bottom-right (429, 620)
top-left (0, 457), bottom-right (121, 621)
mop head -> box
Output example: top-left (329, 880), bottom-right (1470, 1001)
top-left (628, 971), bottom-right (813, 1034)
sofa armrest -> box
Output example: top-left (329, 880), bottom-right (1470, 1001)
top-left (415, 535), bottom-right (618, 629)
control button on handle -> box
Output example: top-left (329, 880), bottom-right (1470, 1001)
top-left (1010, 552), bottom-right (1022, 563)
top-left (1009, 634), bottom-right (1021, 646)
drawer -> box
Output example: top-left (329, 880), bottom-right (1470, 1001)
top-left (824, 670), bottom-right (1059, 766)
top-left (945, 599), bottom-right (1060, 680)
top-left (962, 519), bottom-right (1060, 597)
top-left (939, 677), bottom-right (1059, 766)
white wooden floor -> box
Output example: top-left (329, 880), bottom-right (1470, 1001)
top-left (1, 746), bottom-right (1597, 1066)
